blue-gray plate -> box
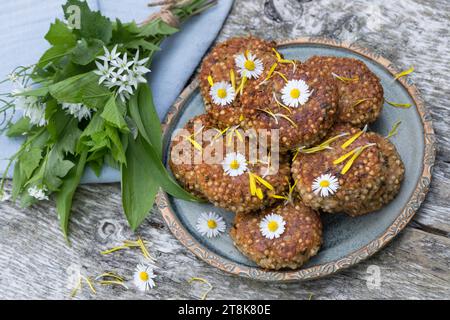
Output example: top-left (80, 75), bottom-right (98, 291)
top-left (157, 38), bottom-right (436, 281)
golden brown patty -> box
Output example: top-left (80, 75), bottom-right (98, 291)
top-left (240, 62), bottom-right (339, 151)
top-left (305, 56), bottom-right (384, 127)
top-left (199, 36), bottom-right (279, 128)
top-left (291, 124), bottom-right (385, 214)
top-left (350, 132), bottom-right (405, 216)
top-left (195, 136), bottom-right (291, 214)
top-left (169, 114), bottom-right (218, 199)
top-left (230, 201), bottom-right (322, 270)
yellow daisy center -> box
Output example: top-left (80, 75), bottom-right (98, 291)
top-left (207, 219), bottom-right (217, 229)
top-left (230, 159), bottom-right (240, 170)
top-left (290, 88), bottom-right (300, 99)
top-left (244, 60), bottom-right (256, 71)
top-left (320, 180), bottom-right (330, 188)
top-left (267, 221), bottom-right (279, 232)
top-left (217, 88), bottom-right (227, 99)
top-left (139, 271), bottom-right (149, 281)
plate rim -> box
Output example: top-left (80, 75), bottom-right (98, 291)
top-left (157, 37), bottom-right (436, 281)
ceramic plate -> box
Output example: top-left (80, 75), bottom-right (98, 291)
top-left (157, 38), bottom-right (436, 281)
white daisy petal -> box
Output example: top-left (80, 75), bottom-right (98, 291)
top-left (281, 79), bottom-right (312, 108)
top-left (312, 173), bottom-right (340, 197)
top-left (259, 213), bottom-right (286, 239)
top-left (222, 152), bottom-right (248, 177)
top-left (235, 52), bottom-right (264, 79)
top-left (196, 212), bottom-right (226, 238)
top-left (133, 263), bottom-right (156, 292)
top-left (209, 81), bottom-right (235, 106)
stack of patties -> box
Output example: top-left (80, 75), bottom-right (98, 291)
top-left (169, 36), bottom-right (404, 270)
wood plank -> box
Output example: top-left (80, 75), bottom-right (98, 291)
top-left (0, 186), bottom-right (448, 299)
top-left (1, 0), bottom-right (450, 299)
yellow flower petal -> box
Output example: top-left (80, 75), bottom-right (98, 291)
top-left (394, 66), bottom-right (414, 80)
top-left (386, 120), bottom-right (402, 139)
top-left (255, 187), bottom-right (263, 200)
top-left (207, 75), bottom-right (214, 86)
top-left (341, 125), bottom-right (367, 149)
top-left (386, 100), bottom-right (412, 108)
top-left (254, 174), bottom-right (274, 191)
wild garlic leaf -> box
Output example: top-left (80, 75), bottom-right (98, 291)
top-left (45, 19), bottom-right (76, 47)
top-left (56, 151), bottom-right (87, 240)
top-left (37, 45), bottom-right (73, 68)
top-left (101, 95), bottom-right (129, 132)
top-left (71, 38), bottom-right (104, 66)
top-left (121, 135), bottom-right (159, 231)
top-left (49, 71), bottom-right (110, 109)
top-left (133, 84), bottom-right (162, 159)
top-left (62, 0), bottom-right (113, 44)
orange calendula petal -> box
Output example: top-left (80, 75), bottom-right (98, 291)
top-left (333, 147), bottom-right (359, 165)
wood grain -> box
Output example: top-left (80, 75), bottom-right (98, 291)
top-left (0, 0), bottom-right (449, 299)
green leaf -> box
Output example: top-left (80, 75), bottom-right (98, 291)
top-left (37, 45), bottom-right (72, 68)
top-left (18, 147), bottom-right (42, 179)
top-left (7, 118), bottom-right (31, 137)
top-left (71, 38), bottom-right (104, 65)
top-left (43, 149), bottom-right (75, 191)
top-left (138, 19), bottom-right (179, 37)
top-left (49, 71), bottom-right (111, 109)
top-left (62, 0), bottom-right (113, 43)
top-left (56, 119), bottom-right (83, 155)
top-left (105, 125), bottom-right (126, 164)
top-left (11, 161), bottom-right (25, 201)
top-left (128, 84), bottom-right (162, 158)
top-left (101, 95), bottom-right (128, 131)
top-left (121, 135), bottom-right (159, 230)
top-left (45, 19), bottom-right (76, 46)
top-left (56, 151), bottom-right (87, 239)
top-left (13, 86), bottom-right (49, 97)
top-left (126, 39), bottom-right (160, 52)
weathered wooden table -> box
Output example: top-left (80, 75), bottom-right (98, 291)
top-left (1, 0), bottom-right (449, 300)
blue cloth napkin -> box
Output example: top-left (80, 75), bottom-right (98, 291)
top-left (0, 0), bottom-right (233, 183)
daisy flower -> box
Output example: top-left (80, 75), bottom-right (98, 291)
top-left (235, 51), bottom-right (264, 79)
top-left (312, 173), bottom-right (340, 197)
top-left (27, 185), bottom-right (49, 201)
top-left (196, 212), bottom-right (226, 238)
top-left (222, 152), bottom-right (247, 177)
top-left (62, 103), bottom-right (93, 122)
top-left (133, 263), bottom-right (156, 292)
top-left (209, 81), bottom-right (235, 106)
top-left (281, 79), bottom-right (312, 108)
top-left (259, 213), bottom-right (286, 239)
